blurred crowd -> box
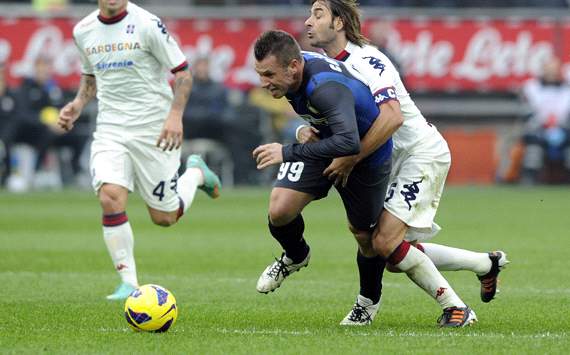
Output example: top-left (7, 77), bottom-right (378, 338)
top-left (2, 44), bottom-right (570, 191)
top-left (0, 57), bottom-right (90, 191)
top-left (502, 56), bottom-right (570, 185)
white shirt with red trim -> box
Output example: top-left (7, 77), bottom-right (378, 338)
top-left (73, 2), bottom-right (187, 128)
top-left (338, 42), bottom-right (437, 152)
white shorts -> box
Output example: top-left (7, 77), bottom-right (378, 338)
top-left (384, 133), bottom-right (451, 242)
top-left (90, 125), bottom-right (181, 212)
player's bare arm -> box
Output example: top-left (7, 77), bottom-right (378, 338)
top-left (58, 74), bottom-right (96, 132)
top-left (157, 69), bottom-right (193, 151)
top-left (356, 100), bottom-right (403, 162)
top-left (323, 100), bottom-right (403, 187)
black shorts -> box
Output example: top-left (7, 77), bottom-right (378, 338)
top-left (274, 159), bottom-right (391, 231)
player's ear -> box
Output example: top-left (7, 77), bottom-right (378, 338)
top-left (334, 16), bottom-right (344, 32)
top-left (289, 58), bottom-right (300, 73)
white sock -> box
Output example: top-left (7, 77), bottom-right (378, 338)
top-left (177, 168), bottom-right (202, 213)
top-left (103, 217), bottom-right (138, 287)
top-left (419, 243), bottom-right (491, 276)
top-left (393, 242), bottom-right (466, 309)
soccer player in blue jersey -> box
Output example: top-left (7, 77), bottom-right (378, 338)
top-left (252, 30), bottom-right (392, 323)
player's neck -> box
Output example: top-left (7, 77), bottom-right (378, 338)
top-left (99, 3), bottom-right (128, 20)
top-left (323, 36), bottom-right (348, 60)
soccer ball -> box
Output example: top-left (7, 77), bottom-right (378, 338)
top-left (124, 284), bottom-right (178, 332)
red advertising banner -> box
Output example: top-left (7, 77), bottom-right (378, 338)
top-left (0, 16), bottom-right (566, 91)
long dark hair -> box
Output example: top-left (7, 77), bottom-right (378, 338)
top-left (312, 0), bottom-right (369, 46)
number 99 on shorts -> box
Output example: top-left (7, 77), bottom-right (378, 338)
top-left (277, 162), bottom-right (305, 182)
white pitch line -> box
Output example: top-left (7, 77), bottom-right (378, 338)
top-left (214, 328), bottom-right (567, 339)
top-left (216, 328), bottom-right (312, 336)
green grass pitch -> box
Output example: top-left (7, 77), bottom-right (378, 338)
top-left (1, 186), bottom-right (569, 354)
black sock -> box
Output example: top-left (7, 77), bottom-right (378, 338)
top-left (268, 214), bottom-right (310, 263)
top-left (357, 250), bottom-right (385, 304)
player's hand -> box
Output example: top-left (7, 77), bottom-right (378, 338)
top-left (297, 125), bottom-right (320, 144)
top-left (252, 143), bottom-right (283, 169)
top-left (58, 101), bottom-right (82, 132)
top-left (323, 155), bottom-right (358, 187)
top-left (157, 116), bottom-right (183, 151)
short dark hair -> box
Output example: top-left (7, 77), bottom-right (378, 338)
top-left (254, 30), bottom-right (302, 68)
top-left (311, 0), bottom-right (369, 47)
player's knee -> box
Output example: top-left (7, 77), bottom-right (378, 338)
top-left (150, 214), bottom-right (177, 227)
top-left (98, 186), bottom-right (126, 213)
top-left (349, 225), bottom-right (372, 248)
top-left (372, 230), bottom-right (396, 259)
top-left (268, 205), bottom-right (296, 226)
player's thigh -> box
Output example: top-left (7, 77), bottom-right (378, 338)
top-left (384, 150), bottom-right (450, 233)
top-left (90, 136), bottom-right (135, 198)
top-left (271, 160), bottom-right (332, 225)
top-left (129, 136), bottom-right (182, 213)
top-left (337, 160), bottom-right (391, 232)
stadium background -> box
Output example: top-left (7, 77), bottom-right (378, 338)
top-left (2, 0), bottom-right (570, 188)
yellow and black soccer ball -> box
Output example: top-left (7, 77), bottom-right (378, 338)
top-left (124, 284), bottom-right (178, 333)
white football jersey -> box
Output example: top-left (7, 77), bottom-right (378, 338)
top-left (73, 2), bottom-right (187, 128)
top-left (335, 42), bottom-right (437, 152)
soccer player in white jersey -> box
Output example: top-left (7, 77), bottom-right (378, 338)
top-left (58, 0), bottom-right (221, 300)
top-left (302, 0), bottom-right (509, 326)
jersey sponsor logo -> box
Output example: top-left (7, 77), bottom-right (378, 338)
top-left (374, 87), bottom-right (397, 105)
top-left (95, 60), bottom-right (134, 71)
top-left (85, 42), bottom-right (141, 55)
top-left (363, 56), bottom-right (386, 76)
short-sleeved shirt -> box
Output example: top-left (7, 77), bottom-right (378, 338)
top-left (73, 2), bottom-right (187, 128)
top-left (335, 42), bottom-right (437, 153)
top-left (283, 51), bottom-right (392, 168)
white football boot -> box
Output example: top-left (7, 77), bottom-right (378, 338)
top-left (256, 251), bottom-right (310, 293)
top-left (340, 295), bottom-right (381, 326)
